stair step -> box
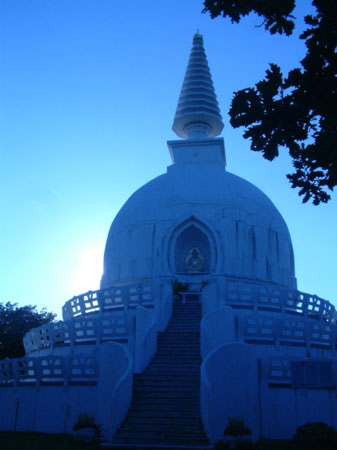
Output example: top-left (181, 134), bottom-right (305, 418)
top-left (133, 377), bottom-right (200, 389)
top-left (115, 299), bottom-right (209, 448)
top-left (135, 378), bottom-right (200, 383)
top-left (114, 431), bottom-right (209, 442)
top-left (157, 342), bottom-right (199, 345)
top-left (150, 358), bottom-right (201, 362)
top-left (133, 389), bottom-right (199, 395)
top-left (112, 438), bottom-right (210, 447)
top-left (128, 408), bottom-right (201, 415)
top-left (111, 443), bottom-right (210, 449)
top-left (129, 394), bottom-right (201, 402)
top-left (132, 394), bottom-right (200, 401)
top-left (130, 401), bottom-right (201, 410)
top-left (143, 370), bottom-right (200, 376)
top-left (146, 365), bottom-right (200, 371)
top-left (151, 354), bottom-right (201, 358)
top-left (135, 370), bottom-right (200, 378)
top-left (121, 423), bottom-right (204, 433)
top-left (158, 334), bottom-right (200, 337)
top-left (144, 365), bottom-right (200, 372)
top-left (153, 356), bottom-right (200, 359)
top-left (126, 411), bottom-right (202, 419)
top-left (134, 366), bottom-right (200, 382)
top-left (147, 362), bottom-right (200, 365)
top-left (124, 417), bottom-right (203, 425)
top-left (134, 377), bottom-right (200, 389)
top-left (158, 336), bottom-right (199, 340)
top-left (113, 439), bottom-right (210, 446)
top-left (156, 347), bottom-right (199, 351)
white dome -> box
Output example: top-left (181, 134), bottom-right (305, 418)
top-left (101, 152), bottom-right (296, 289)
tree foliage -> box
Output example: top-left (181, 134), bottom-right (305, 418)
top-left (203, 0), bottom-right (337, 204)
top-left (0, 302), bottom-right (56, 360)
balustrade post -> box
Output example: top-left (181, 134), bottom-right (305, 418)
top-left (130, 313), bottom-right (136, 363)
top-left (49, 322), bottom-right (56, 349)
top-left (34, 358), bottom-right (41, 392)
top-left (253, 284), bottom-right (259, 311)
top-left (305, 321), bottom-right (311, 352)
top-left (97, 289), bottom-right (103, 315)
top-left (302, 292), bottom-right (308, 318)
top-left (219, 275), bottom-right (226, 309)
top-left (275, 318), bottom-right (280, 351)
top-left (123, 287), bottom-right (129, 310)
top-left (67, 320), bottom-right (75, 351)
top-left (95, 316), bottom-right (101, 348)
top-left (65, 356), bottom-right (71, 391)
top-left (12, 359), bottom-right (19, 388)
top-left (252, 285), bottom-right (258, 312)
top-left (331, 325), bottom-right (337, 356)
top-left (138, 284), bottom-right (142, 307)
top-left (317, 295), bottom-right (324, 319)
top-left (79, 295), bottom-right (85, 317)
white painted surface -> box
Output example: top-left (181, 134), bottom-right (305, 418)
top-left (0, 342), bottom-right (132, 438)
top-left (102, 138), bottom-right (296, 290)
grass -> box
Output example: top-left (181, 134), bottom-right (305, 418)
top-left (255, 439), bottom-right (296, 449)
top-left (0, 432), bottom-right (95, 450)
top-left (0, 432), bottom-right (298, 450)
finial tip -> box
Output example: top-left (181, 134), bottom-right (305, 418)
top-left (193, 30), bottom-right (203, 43)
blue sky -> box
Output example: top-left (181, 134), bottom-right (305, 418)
top-left (1, 0), bottom-right (336, 318)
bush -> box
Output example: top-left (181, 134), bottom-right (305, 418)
top-left (73, 413), bottom-right (102, 447)
top-left (213, 441), bottom-right (230, 450)
top-left (223, 417), bottom-right (252, 449)
top-left (293, 422), bottom-right (337, 450)
top-left (225, 417), bottom-right (252, 437)
top-left (0, 302), bottom-right (56, 359)
top-left (73, 413), bottom-right (97, 431)
top-left (236, 441), bottom-right (254, 450)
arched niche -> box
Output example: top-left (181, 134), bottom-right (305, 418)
top-left (168, 219), bottom-right (216, 275)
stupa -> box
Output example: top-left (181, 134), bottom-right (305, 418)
top-left (1, 33), bottom-right (337, 447)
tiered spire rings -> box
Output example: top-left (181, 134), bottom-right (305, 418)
top-left (172, 32), bottom-right (224, 139)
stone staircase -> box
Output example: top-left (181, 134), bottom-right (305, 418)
top-left (111, 295), bottom-right (210, 449)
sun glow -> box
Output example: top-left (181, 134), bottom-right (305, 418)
top-left (70, 244), bottom-right (105, 295)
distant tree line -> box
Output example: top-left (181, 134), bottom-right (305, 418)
top-left (0, 302), bottom-right (56, 360)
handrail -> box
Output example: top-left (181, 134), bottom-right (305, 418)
top-left (268, 356), bottom-right (335, 388)
top-left (62, 282), bottom-right (154, 321)
top-left (23, 311), bottom-right (131, 355)
top-left (0, 353), bottom-right (98, 387)
top-left (225, 278), bottom-right (337, 324)
top-left (243, 314), bottom-right (337, 349)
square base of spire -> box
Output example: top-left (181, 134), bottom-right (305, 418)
top-left (167, 138), bottom-right (226, 167)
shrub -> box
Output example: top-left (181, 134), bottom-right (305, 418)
top-left (293, 422), bottom-right (337, 450)
top-left (213, 440), bottom-right (230, 450)
top-left (172, 279), bottom-right (188, 295)
top-left (73, 413), bottom-right (102, 447)
top-left (236, 440), bottom-right (254, 449)
top-left (225, 417), bottom-right (252, 437)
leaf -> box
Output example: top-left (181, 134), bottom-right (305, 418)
top-left (205, 0), bottom-right (337, 203)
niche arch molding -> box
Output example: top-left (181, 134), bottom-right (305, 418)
top-left (167, 216), bottom-right (218, 276)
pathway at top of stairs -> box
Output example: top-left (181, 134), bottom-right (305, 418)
top-left (110, 296), bottom-right (211, 450)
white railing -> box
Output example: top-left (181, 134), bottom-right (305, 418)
top-left (244, 315), bottom-right (336, 348)
top-left (268, 356), bottom-right (335, 388)
top-left (62, 282), bottom-right (153, 321)
top-left (268, 357), bottom-right (292, 385)
top-left (23, 311), bottom-right (131, 354)
top-left (225, 279), bottom-right (337, 323)
top-left (0, 353), bottom-right (98, 387)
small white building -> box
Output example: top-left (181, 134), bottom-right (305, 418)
top-left (1, 33), bottom-right (336, 446)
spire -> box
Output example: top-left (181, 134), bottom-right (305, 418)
top-left (172, 32), bottom-right (224, 139)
